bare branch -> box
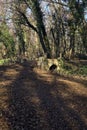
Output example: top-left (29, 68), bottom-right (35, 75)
top-left (17, 10), bottom-right (38, 33)
top-left (43, 0), bottom-right (68, 7)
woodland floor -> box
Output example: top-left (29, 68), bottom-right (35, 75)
top-left (0, 62), bottom-right (87, 130)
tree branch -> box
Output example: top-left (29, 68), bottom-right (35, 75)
top-left (17, 10), bottom-right (38, 33)
top-left (43, 0), bottom-right (68, 7)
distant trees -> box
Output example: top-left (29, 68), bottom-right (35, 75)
top-left (46, 0), bottom-right (87, 59)
top-left (0, 0), bottom-right (87, 60)
top-left (0, 23), bottom-right (15, 58)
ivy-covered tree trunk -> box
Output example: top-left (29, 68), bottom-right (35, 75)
top-left (81, 22), bottom-right (87, 53)
top-left (14, 20), bottom-right (25, 58)
top-left (69, 32), bottom-right (75, 59)
top-left (51, 27), bottom-right (60, 58)
top-left (29, 0), bottom-right (51, 58)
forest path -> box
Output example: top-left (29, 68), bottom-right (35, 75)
top-left (0, 63), bottom-right (87, 130)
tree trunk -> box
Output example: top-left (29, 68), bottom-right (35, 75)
top-left (30, 0), bottom-right (51, 58)
top-left (69, 33), bottom-right (75, 59)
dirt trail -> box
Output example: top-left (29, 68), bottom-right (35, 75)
top-left (0, 63), bottom-right (87, 130)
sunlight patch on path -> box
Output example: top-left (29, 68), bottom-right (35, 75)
top-left (58, 78), bottom-right (87, 96)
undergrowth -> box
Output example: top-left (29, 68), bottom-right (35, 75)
top-left (62, 61), bottom-right (87, 76)
top-left (0, 59), bottom-right (9, 65)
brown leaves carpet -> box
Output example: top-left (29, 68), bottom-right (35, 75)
top-left (0, 63), bottom-right (87, 130)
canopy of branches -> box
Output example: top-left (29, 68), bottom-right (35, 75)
top-left (0, 0), bottom-right (87, 59)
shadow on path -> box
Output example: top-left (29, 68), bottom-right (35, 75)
top-left (0, 63), bottom-right (87, 130)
